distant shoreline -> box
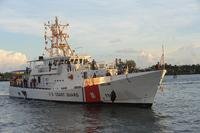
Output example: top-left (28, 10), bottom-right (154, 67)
top-left (166, 73), bottom-right (200, 76)
top-left (0, 80), bottom-right (9, 82)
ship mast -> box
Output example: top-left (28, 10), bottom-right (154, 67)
top-left (44, 17), bottom-right (74, 57)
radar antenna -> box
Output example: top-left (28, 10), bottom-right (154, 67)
top-left (44, 17), bottom-right (74, 57)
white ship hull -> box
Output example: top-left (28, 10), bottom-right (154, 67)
top-left (9, 70), bottom-right (164, 107)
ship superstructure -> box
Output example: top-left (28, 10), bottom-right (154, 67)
top-left (9, 17), bottom-right (166, 107)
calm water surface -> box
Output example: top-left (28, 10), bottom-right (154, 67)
top-left (0, 75), bottom-right (200, 133)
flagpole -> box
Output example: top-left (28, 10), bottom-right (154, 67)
top-left (162, 45), bottom-right (165, 70)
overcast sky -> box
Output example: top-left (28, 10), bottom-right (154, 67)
top-left (0, 0), bottom-right (200, 72)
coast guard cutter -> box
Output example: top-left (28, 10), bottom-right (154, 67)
top-left (9, 17), bottom-right (166, 107)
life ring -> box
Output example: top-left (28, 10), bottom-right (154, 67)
top-left (111, 90), bottom-right (116, 103)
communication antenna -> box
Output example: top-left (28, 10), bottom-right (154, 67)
top-left (160, 40), bottom-right (166, 70)
top-left (43, 16), bottom-right (74, 57)
top-left (162, 44), bottom-right (165, 69)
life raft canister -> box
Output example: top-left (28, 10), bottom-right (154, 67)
top-left (111, 90), bottom-right (116, 103)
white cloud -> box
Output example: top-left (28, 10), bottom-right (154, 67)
top-left (135, 44), bottom-right (200, 67)
top-left (135, 50), bottom-right (160, 68)
top-left (0, 49), bottom-right (27, 72)
top-left (167, 44), bottom-right (200, 65)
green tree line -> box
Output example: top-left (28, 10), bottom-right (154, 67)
top-left (0, 72), bottom-right (12, 81)
top-left (149, 63), bottom-right (200, 75)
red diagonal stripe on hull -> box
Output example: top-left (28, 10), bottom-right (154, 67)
top-left (85, 85), bottom-right (101, 103)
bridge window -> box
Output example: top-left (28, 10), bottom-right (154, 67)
top-left (74, 59), bottom-right (78, 64)
top-left (70, 59), bottom-right (74, 63)
top-left (80, 59), bottom-right (83, 64)
top-left (38, 76), bottom-right (41, 83)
